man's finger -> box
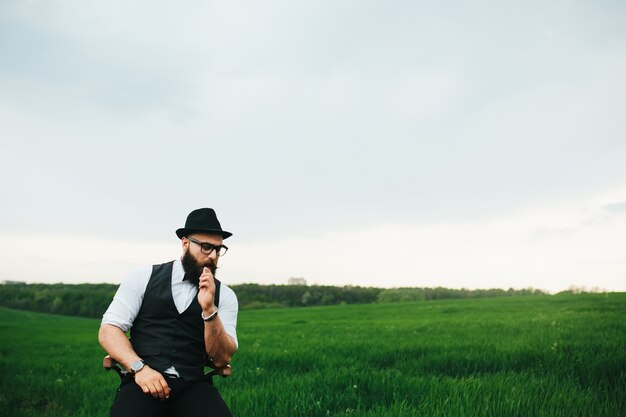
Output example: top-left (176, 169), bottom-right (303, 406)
top-left (199, 275), bottom-right (215, 289)
top-left (153, 381), bottom-right (165, 399)
top-left (150, 382), bottom-right (163, 399)
top-left (159, 377), bottom-right (171, 399)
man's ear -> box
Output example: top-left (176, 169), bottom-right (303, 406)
top-left (181, 237), bottom-right (189, 251)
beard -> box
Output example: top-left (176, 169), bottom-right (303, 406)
top-left (181, 248), bottom-right (217, 286)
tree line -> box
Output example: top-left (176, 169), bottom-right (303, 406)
top-left (0, 282), bottom-right (548, 319)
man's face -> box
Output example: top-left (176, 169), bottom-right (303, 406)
top-left (181, 233), bottom-right (223, 285)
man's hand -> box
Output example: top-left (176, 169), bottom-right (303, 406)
top-left (211, 365), bottom-right (232, 377)
top-left (134, 365), bottom-right (171, 400)
top-left (198, 267), bottom-right (216, 312)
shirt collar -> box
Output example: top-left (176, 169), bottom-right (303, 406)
top-left (173, 258), bottom-right (186, 283)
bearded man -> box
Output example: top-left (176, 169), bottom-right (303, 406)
top-left (99, 208), bottom-right (238, 417)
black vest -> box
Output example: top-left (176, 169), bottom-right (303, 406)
top-left (130, 261), bottom-right (221, 381)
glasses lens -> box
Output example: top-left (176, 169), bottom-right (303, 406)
top-left (200, 243), bottom-right (215, 254)
top-left (219, 246), bottom-right (228, 257)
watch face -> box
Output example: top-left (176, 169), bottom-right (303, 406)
top-left (131, 360), bottom-right (144, 373)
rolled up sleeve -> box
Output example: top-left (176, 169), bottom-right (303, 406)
top-left (218, 285), bottom-right (239, 349)
top-left (101, 265), bottom-right (151, 333)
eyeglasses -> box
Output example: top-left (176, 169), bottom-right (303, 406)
top-left (186, 236), bottom-right (229, 257)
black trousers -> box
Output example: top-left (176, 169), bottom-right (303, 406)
top-left (109, 375), bottom-right (233, 417)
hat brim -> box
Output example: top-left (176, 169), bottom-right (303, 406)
top-left (176, 228), bottom-right (233, 240)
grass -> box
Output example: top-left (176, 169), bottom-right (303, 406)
top-left (0, 293), bottom-right (624, 416)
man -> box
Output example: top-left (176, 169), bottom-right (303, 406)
top-left (99, 208), bottom-right (238, 417)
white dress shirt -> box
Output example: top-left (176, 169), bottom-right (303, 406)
top-left (101, 258), bottom-right (239, 351)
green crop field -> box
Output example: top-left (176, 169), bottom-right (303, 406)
top-left (0, 294), bottom-right (624, 417)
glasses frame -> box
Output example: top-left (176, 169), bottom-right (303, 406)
top-left (186, 236), bottom-right (229, 257)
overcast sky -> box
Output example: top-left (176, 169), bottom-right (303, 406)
top-left (1, 0), bottom-right (625, 292)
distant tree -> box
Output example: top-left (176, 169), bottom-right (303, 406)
top-left (0, 282), bottom-right (549, 318)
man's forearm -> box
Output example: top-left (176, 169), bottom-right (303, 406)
top-left (98, 323), bottom-right (142, 371)
top-left (203, 314), bottom-right (237, 368)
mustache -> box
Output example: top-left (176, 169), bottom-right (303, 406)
top-left (203, 261), bottom-right (218, 275)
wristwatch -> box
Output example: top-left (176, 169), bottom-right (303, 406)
top-left (130, 359), bottom-right (145, 375)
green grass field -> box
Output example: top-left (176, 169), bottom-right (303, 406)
top-left (0, 294), bottom-right (624, 416)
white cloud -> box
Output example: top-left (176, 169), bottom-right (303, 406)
top-left (226, 186), bottom-right (626, 292)
top-left (4, 186), bottom-right (624, 292)
top-left (0, 234), bottom-right (179, 284)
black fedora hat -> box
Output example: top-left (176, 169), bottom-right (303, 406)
top-left (175, 208), bottom-right (233, 239)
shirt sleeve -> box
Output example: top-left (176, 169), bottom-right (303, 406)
top-left (218, 284), bottom-right (239, 349)
top-left (101, 265), bottom-right (152, 333)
